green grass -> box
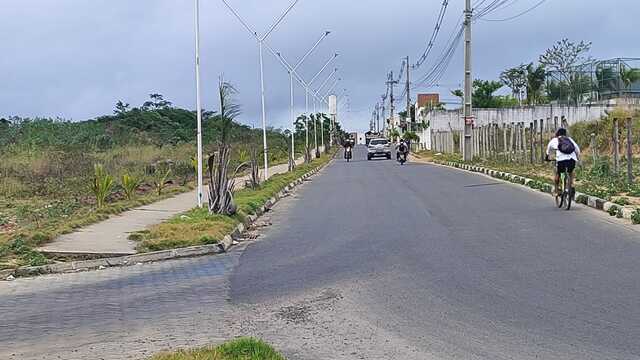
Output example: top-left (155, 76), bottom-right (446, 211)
top-left (133, 154), bottom-right (333, 252)
top-left (150, 338), bottom-right (285, 360)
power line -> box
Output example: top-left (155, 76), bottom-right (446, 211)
top-left (413, 0), bottom-right (450, 69)
top-left (479, 0), bottom-right (549, 21)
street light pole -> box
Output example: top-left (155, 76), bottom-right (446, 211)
top-left (194, 0), bottom-right (204, 208)
top-left (221, 0), bottom-right (300, 180)
top-left (276, 31), bottom-right (331, 170)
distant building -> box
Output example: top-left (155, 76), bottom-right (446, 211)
top-left (417, 93), bottom-right (441, 109)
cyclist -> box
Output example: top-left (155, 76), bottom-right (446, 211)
top-left (545, 128), bottom-right (581, 197)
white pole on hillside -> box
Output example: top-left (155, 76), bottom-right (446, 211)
top-left (194, 0), bottom-right (204, 208)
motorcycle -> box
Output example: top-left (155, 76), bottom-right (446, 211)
top-left (398, 151), bottom-right (407, 165)
top-left (345, 147), bottom-right (352, 162)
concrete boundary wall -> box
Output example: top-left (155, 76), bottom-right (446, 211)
top-left (417, 104), bottom-right (617, 150)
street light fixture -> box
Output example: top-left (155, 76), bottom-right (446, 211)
top-left (275, 30), bottom-right (331, 169)
top-left (221, 0), bottom-right (300, 180)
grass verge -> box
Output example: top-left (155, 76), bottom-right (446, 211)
top-left (150, 338), bottom-right (285, 360)
top-left (134, 153), bottom-right (333, 252)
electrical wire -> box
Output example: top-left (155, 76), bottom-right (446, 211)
top-left (479, 0), bottom-right (549, 21)
top-left (413, 0), bottom-right (450, 69)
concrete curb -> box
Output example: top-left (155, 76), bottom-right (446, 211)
top-left (434, 160), bottom-right (638, 222)
top-left (3, 157), bottom-right (334, 281)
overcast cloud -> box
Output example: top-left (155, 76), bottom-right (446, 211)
top-left (1, 0), bottom-right (638, 132)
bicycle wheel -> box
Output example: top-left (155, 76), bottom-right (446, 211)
top-left (563, 172), bottom-right (572, 210)
top-left (555, 172), bottom-right (564, 208)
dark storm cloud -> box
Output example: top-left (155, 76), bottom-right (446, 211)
top-left (1, 0), bottom-right (637, 131)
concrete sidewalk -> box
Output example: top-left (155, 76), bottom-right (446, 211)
top-left (38, 154), bottom-right (312, 256)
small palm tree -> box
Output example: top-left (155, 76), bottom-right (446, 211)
top-left (208, 79), bottom-right (247, 215)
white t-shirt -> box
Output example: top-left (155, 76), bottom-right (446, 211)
top-left (546, 137), bottom-right (580, 162)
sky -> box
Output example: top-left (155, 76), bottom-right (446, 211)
top-left (0, 0), bottom-right (638, 132)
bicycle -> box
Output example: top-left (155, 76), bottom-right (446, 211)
top-left (547, 159), bottom-right (573, 210)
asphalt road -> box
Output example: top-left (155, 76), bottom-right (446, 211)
top-left (2, 145), bottom-right (640, 359)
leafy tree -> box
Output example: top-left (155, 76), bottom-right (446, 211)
top-left (142, 93), bottom-right (172, 110)
top-left (500, 64), bottom-right (527, 104)
top-left (525, 63), bottom-right (546, 105)
top-left (114, 100), bottom-right (130, 115)
top-left (539, 39), bottom-right (592, 104)
top-left (473, 79), bottom-right (504, 108)
top-left (451, 89), bottom-right (464, 104)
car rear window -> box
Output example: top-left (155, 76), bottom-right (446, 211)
top-left (370, 139), bottom-right (388, 145)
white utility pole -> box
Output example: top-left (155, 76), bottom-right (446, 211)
top-left (194, 0), bottom-right (204, 208)
top-left (221, 0), bottom-right (300, 180)
top-left (305, 53), bottom-right (339, 160)
top-left (463, 0), bottom-right (474, 161)
top-left (276, 31), bottom-right (330, 170)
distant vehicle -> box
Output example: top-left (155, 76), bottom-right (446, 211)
top-left (367, 138), bottom-right (392, 160)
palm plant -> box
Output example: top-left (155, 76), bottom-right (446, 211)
top-left (91, 164), bottom-right (114, 208)
top-left (121, 173), bottom-right (142, 200)
top-left (208, 80), bottom-right (247, 215)
top-left (153, 167), bottom-right (172, 196)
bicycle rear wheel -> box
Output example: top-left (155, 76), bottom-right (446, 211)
top-left (555, 174), bottom-right (564, 208)
top-left (563, 172), bottom-right (572, 210)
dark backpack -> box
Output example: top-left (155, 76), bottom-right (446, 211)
top-left (558, 136), bottom-right (575, 154)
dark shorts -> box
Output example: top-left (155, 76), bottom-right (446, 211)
top-left (557, 159), bottom-right (576, 174)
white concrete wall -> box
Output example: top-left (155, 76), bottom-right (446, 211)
top-left (425, 104), bottom-right (615, 131)
top-left (417, 103), bottom-right (618, 150)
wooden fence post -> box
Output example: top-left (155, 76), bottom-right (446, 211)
top-left (613, 118), bottom-right (620, 174)
top-left (627, 117), bottom-right (633, 184)
top-left (495, 123), bottom-right (500, 160)
top-left (502, 123), bottom-right (508, 162)
top-left (533, 119), bottom-right (538, 162)
top-left (539, 119), bottom-right (544, 163)
top-left (554, 116), bottom-right (559, 131)
top-left (520, 122), bottom-right (526, 164)
top-left (529, 122), bottom-right (535, 164)
top-left (482, 126), bottom-right (487, 159)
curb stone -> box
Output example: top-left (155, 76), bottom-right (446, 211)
top-left (434, 160), bottom-right (637, 221)
top-left (3, 157), bottom-right (333, 280)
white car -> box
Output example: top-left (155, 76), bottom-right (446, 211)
top-left (367, 138), bottom-right (392, 160)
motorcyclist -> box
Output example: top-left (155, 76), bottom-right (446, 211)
top-left (343, 138), bottom-right (354, 160)
top-left (396, 139), bottom-right (409, 162)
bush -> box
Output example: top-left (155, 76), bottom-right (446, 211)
top-left (122, 173), bottom-right (142, 200)
top-left (614, 197), bottom-right (631, 206)
top-left (608, 205), bottom-right (620, 217)
top-left (91, 164), bottom-right (115, 208)
top-left (632, 209), bottom-right (640, 225)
